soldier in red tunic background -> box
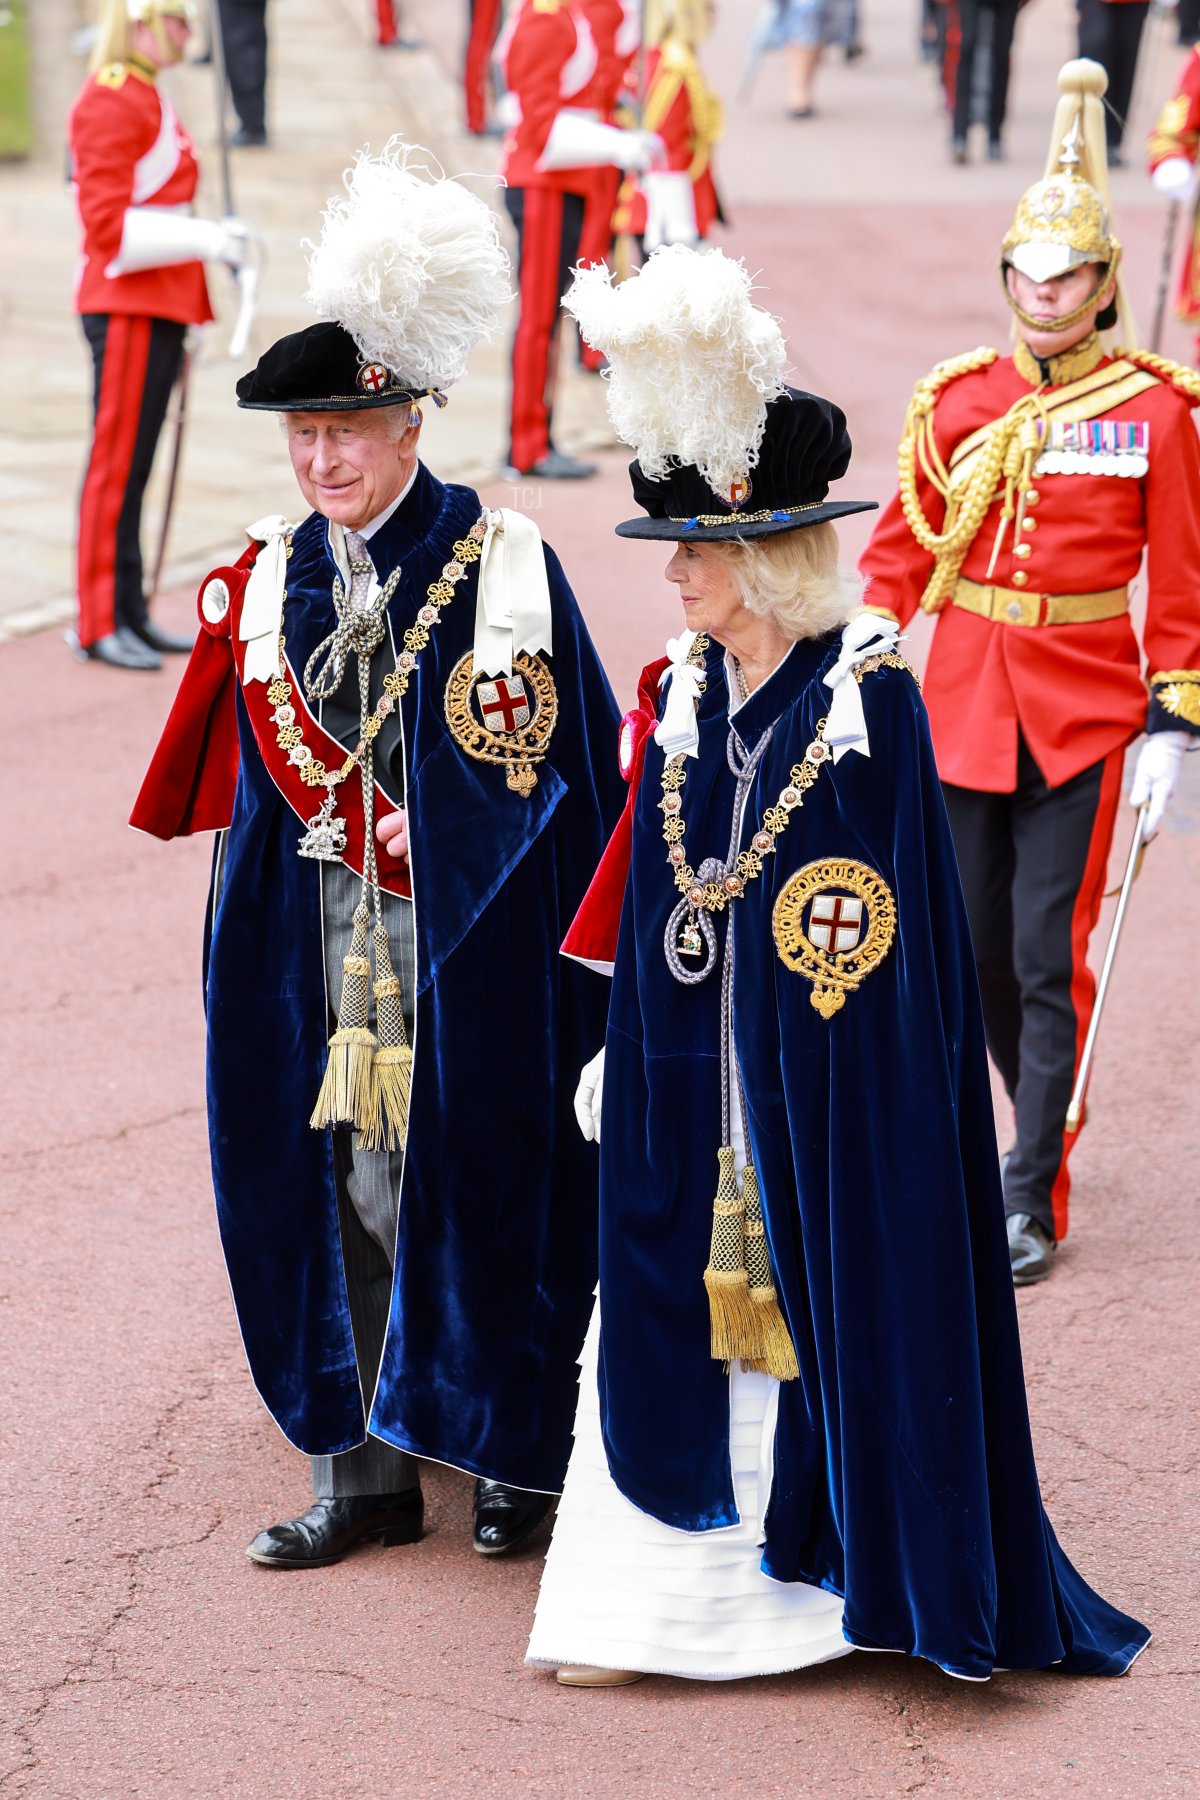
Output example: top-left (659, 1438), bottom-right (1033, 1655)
top-left (612, 0), bottom-right (724, 254)
top-left (68, 0), bottom-right (245, 670)
top-left (497, 0), bottom-right (664, 481)
top-left (859, 61), bottom-right (1200, 1285)
top-left (1147, 40), bottom-right (1200, 359)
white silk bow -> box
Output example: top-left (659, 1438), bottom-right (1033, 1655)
top-left (473, 507), bottom-right (554, 677)
top-left (654, 629), bottom-right (705, 759)
top-left (239, 514), bottom-right (293, 684)
top-left (821, 612), bottom-right (901, 763)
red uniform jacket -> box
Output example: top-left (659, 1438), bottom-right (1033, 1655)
top-left (1147, 46), bottom-right (1200, 326)
top-left (68, 59), bottom-right (213, 325)
top-left (500, 0), bottom-right (604, 196)
top-left (614, 40), bottom-right (722, 240)
top-left (859, 350), bottom-right (1200, 792)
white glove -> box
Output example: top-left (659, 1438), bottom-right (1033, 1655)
top-left (107, 207), bottom-right (248, 275)
top-left (538, 110), bottom-right (665, 174)
top-left (617, 129), bottom-right (668, 175)
top-left (214, 217), bottom-right (250, 272)
top-left (1152, 157), bottom-right (1196, 203)
top-left (1128, 730), bottom-right (1191, 835)
top-left (573, 1047), bottom-right (605, 1144)
top-left (642, 170), bottom-right (698, 250)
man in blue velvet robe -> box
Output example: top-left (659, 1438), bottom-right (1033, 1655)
top-left (133, 301), bottom-right (623, 1566)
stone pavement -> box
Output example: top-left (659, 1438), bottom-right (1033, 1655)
top-left (2, 3), bottom-right (1199, 1796)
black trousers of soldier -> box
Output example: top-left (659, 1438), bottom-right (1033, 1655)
top-left (217, 0), bottom-right (268, 136)
top-left (78, 313), bottom-right (186, 645)
top-left (1077, 0), bottom-right (1150, 153)
top-left (943, 735), bottom-right (1123, 1240)
top-left (953, 0), bottom-right (1019, 143)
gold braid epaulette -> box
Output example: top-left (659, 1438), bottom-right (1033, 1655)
top-left (897, 346), bottom-right (1053, 616)
top-left (1117, 347), bottom-right (1200, 407)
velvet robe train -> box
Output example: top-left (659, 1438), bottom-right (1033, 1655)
top-left (594, 633), bottom-right (1149, 1678)
top-left (133, 465), bottom-right (623, 1491)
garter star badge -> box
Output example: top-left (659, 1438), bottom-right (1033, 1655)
top-left (772, 858), bottom-right (897, 1018)
top-left (444, 652), bottom-right (558, 797)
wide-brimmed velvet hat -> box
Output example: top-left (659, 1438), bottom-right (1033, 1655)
top-left (236, 321), bottom-right (440, 413)
top-left (615, 387), bottom-right (877, 541)
top-left (238, 141), bottom-right (513, 413)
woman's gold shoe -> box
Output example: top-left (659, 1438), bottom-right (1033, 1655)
top-left (555, 1665), bottom-right (646, 1688)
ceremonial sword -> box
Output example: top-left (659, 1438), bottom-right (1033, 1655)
top-left (1065, 802), bottom-right (1150, 1130)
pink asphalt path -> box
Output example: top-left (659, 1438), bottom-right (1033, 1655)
top-left (5, 21), bottom-right (1200, 1799)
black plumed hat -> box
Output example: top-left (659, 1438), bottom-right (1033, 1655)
top-left (615, 387), bottom-right (877, 541)
top-left (235, 321), bottom-right (441, 413)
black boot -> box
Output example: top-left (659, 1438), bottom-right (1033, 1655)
top-left (1007, 1213), bottom-right (1056, 1286)
top-left (83, 627), bottom-right (162, 671)
top-left (246, 1490), bottom-right (424, 1568)
top-left (130, 617), bottom-right (196, 655)
top-left (472, 1479), bottom-right (554, 1555)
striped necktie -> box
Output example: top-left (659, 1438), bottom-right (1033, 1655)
top-left (346, 529), bottom-right (375, 612)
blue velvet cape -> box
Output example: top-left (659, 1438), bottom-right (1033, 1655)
top-left (205, 465), bottom-right (622, 1489)
top-left (597, 633), bottom-right (1149, 1678)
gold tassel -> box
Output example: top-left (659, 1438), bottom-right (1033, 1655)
top-left (703, 1144), bottom-right (760, 1362)
top-left (310, 902), bottom-right (377, 1133)
top-left (360, 924), bottom-right (413, 1152)
top-left (739, 1163), bottom-right (800, 1382)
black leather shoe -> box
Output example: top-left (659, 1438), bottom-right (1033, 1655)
top-left (130, 618), bottom-right (196, 655)
top-left (500, 449), bottom-right (598, 482)
top-left (246, 1490), bottom-right (424, 1568)
top-left (230, 126), bottom-right (268, 148)
top-left (85, 627), bottom-right (161, 670)
top-left (1007, 1212), bottom-right (1056, 1286)
top-left (472, 1479), bottom-right (554, 1555)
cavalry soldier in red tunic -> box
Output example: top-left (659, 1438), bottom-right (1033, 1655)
top-left (68, 0), bottom-right (244, 670)
top-left (1147, 40), bottom-right (1200, 359)
top-left (859, 60), bottom-right (1200, 1284)
top-left (612, 0), bottom-right (724, 254)
top-left (498, 0), bottom-right (663, 481)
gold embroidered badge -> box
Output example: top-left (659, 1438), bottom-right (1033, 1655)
top-left (444, 651), bottom-right (558, 797)
top-left (772, 858), bottom-right (897, 1018)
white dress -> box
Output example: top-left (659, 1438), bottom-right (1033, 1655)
top-left (526, 1304), bottom-right (852, 1681)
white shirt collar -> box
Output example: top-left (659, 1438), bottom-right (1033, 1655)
top-left (327, 461), bottom-right (420, 592)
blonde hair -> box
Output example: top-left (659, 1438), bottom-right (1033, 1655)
top-left (717, 524), bottom-right (861, 641)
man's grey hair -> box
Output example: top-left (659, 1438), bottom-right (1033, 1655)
top-left (276, 404), bottom-right (420, 440)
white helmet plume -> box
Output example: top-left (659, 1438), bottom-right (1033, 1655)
top-left (304, 140), bottom-right (513, 392)
top-left (563, 246), bottom-right (788, 495)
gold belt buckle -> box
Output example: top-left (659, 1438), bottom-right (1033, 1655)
top-left (995, 588), bottom-right (1038, 627)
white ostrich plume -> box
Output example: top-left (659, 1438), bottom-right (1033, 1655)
top-left (304, 140), bottom-right (513, 392)
top-left (563, 246), bottom-right (788, 494)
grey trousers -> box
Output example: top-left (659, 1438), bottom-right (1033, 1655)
top-left (310, 859), bottom-right (421, 1499)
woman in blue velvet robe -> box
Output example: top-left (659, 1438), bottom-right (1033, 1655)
top-left (527, 377), bottom-right (1150, 1687)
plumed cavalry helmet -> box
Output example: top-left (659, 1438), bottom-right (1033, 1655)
top-left (1000, 59), bottom-right (1136, 344)
top-left (90, 0), bottom-right (197, 72)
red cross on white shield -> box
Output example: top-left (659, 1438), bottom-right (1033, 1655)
top-left (478, 675), bottom-right (532, 734)
top-left (808, 892), bottom-right (863, 954)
